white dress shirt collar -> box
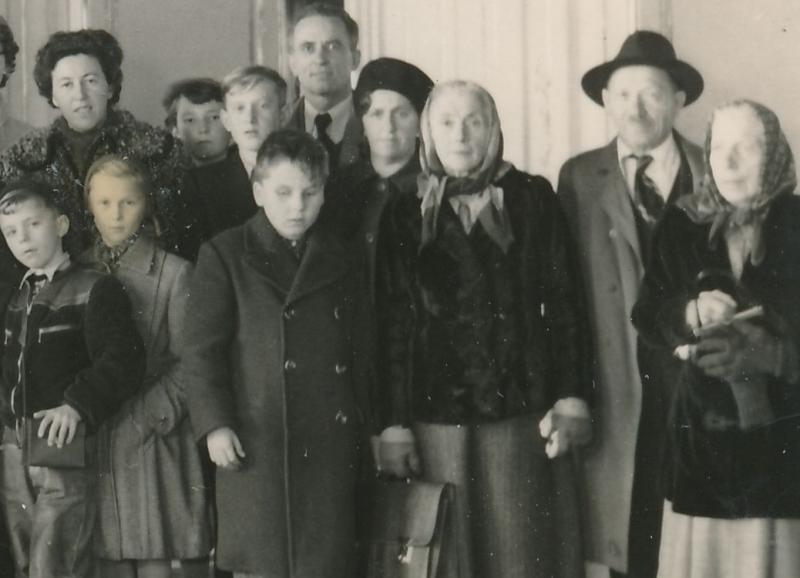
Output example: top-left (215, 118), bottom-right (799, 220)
top-left (20, 251), bottom-right (71, 289)
top-left (617, 133), bottom-right (681, 202)
top-left (303, 95), bottom-right (354, 144)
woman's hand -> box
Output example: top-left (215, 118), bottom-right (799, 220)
top-left (207, 427), bottom-right (246, 470)
top-left (33, 404), bottom-right (82, 448)
top-left (695, 290), bottom-right (738, 327)
top-left (695, 322), bottom-right (779, 381)
top-left (378, 426), bottom-right (421, 478)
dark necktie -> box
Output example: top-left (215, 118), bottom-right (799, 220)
top-left (314, 113), bottom-right (337, 164)
top-left (633, 155), bottom-right (665, 225)
top-left (25, 273), bottom-right (48, 307)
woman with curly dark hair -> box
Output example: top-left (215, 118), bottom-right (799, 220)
top-left (0, 29), bottom-right (195, 261)
top-left (0, 15), bottom-right (32, 154)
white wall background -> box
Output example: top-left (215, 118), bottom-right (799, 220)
top-left (672, 0), bottom-right (800, 156)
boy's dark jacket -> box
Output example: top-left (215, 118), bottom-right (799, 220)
top-left (184, 212), bottom-right (373, 575)
top-left (0, 263), bottom-right (145, 430)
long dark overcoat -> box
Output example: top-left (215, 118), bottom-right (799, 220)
top-left (183, 213), bottom-right (372, 575)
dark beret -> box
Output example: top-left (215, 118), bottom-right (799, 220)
top-left (355, 57), bottom-right (434, 115)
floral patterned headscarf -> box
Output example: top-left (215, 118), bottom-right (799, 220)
top-left (417, 80), bottom-right (513, 251)
top-left (678, 99), bottom-right (796, 266)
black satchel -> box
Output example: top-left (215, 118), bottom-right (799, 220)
top-left (360, 480), bottom-right (453, 578)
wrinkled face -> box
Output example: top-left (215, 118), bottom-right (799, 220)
top-left (709, 106), bottom-right (766, 208)
top-left (87, 173), bottom-right (148, 247)
top-left (222, 82), bottom-right (283, 153)
top-left (603, 65), bottom-right (686, 154)
top-left (0, 199), bottom-right (68, 270)
top-left (289, 15), bottom-right (359, 103)
top-left (428, 87), bottom-right (491, 177)
top-left (51, 54), bottom-right (112, 133)
top-left (253, 160), bottom-right (324, 241)
top-left (173, 97), bottom-right (230, 165)
top-left (362, 89), bottom-right (420, 168)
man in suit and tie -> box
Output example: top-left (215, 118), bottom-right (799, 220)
top-left (557, 31), bottom-right (705, 578)
top-left (286, 2), bottom-right (364, 172)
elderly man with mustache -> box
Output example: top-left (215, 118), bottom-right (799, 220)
top-left (557, 31), bottom-right (705, 578)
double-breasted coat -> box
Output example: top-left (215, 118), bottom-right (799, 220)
top-left (557, 135), bottom-right (702, 573)
top-left (183, 213), bottom-right (372, 575)
top-left (82, 235), bottom-right (210, 560)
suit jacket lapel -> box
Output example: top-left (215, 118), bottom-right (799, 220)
top-left (287, 229), bottom-right (350, 305)
top-left (338, 113), bottom-right (363, 168)
top-left (596, 140), bottom-right (642, 263)
top-left (286, 99), bottom-right (305, 131)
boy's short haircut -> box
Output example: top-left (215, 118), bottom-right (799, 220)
top-left (162, 77), bottom-right (224, 128)
top-left (251, 129), bottom-right (329, 187)
top-left (0, 180), bottom-right (60, 216)
top-left (290, 3), bottom-right (359, 52)
top-left (222, 65), bottom-right (288, 108)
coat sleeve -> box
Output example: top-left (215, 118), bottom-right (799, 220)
top-left (183, 240), bottom-right (239, 441)
top-left (64, 275), bottom-right (146, 430)
top-left (534, 176), bottom-right (594, 404)
top-left (374, 194), bottom-right (420, 429)
top-left (129, 256), bottom-right (193, 437)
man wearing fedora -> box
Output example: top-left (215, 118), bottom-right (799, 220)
top-left (557, 31), bottom-right (704, 578)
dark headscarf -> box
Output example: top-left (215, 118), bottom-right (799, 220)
top-left (418, 80), bottom-right (513, 251)
top-left (678, 99), bottom-right (796, 267)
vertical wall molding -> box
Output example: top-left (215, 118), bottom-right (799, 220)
top-left (344, 0), bottom-right (641, 180)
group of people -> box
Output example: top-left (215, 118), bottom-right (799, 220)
top-left (0, 3), bottom-right (797, 578)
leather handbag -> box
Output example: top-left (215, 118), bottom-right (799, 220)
top-left (24, 418), bottom-right (87, 468)
top-left (359, 479), bottom-right (453, 578)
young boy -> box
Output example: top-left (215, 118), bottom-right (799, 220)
top-left (184, 130), bottom-right (372, 577)
top-left (163, 77), bottom-right (231, 167)
top-left (182, 66), bottom-right (287, 258)
top-left (0, 180), bottom-right (145, 577)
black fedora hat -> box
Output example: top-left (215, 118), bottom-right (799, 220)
top-left (581, 30), bottom-right (704, 106)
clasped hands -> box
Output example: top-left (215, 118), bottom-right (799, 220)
top-left (687, 290), bottom-right (780, 381)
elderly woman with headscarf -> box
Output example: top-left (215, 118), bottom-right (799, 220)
top-left (0, 29), bottom-right (192, 261)
top-left (374, 79), bottom-right (593, 578)
top-left (632, 100), bottom-right (800, 578)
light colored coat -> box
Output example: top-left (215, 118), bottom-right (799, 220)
top-left (557, 135), bottom-right (702, 572)
top-left (85, 236), bottom-right (211, 560)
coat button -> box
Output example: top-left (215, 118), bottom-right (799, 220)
top-left (334, 306), bottom-right (342, 320)
top-left (609, 228), bottom-right (618, 239)
top-left (376, 181), bottom-right (388, 193)
top-left (365, 232), bottom-right (375, 244)
top-left (283, 308), bottom-right (296, 320)
top-left (284, 359), bottom-right (297, 371)
top-left (335, 363), bottom-right (347, 375)
top-left (335, 410), bottom-right (349, 424)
